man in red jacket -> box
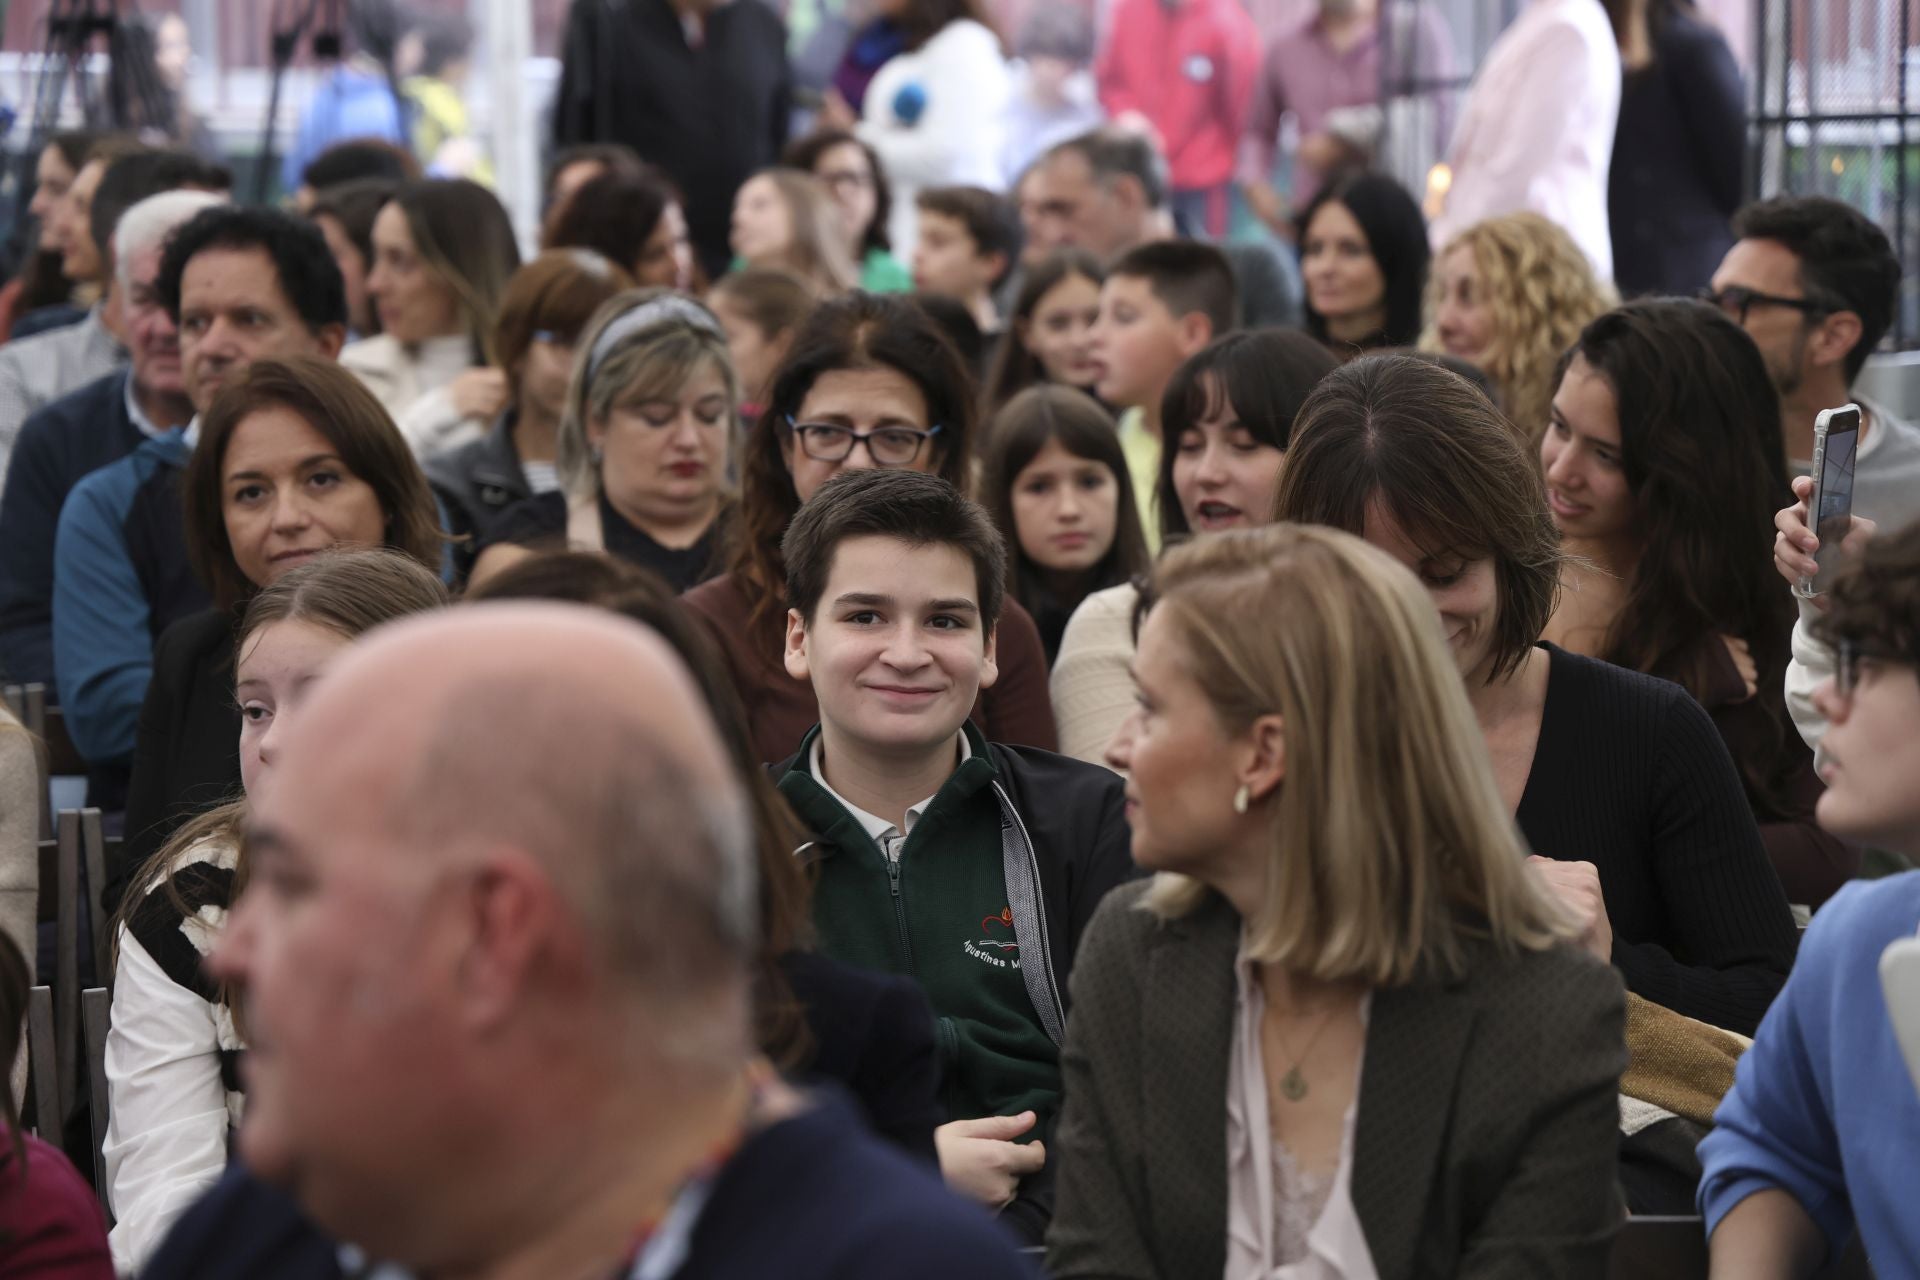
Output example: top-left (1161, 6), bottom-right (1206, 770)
top-left (1095, 0), bottom-right (1261, 239)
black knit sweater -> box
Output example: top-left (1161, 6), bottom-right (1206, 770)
top-left (1516, 645), bottom-right (1798, 1035)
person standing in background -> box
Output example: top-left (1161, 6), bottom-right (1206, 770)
top-left (551, 0), bottom-right (794, 281)
top-left (816, 0), bottom-right (1012, 258)
top-left (1608, 0), bottom-right (1745, 297)
top-left (1238, 0), bottom-right (1456, 236)
top-left (1096, 0), bottom-right (1260, 240)
top-left (999, 7), bottom-right (1106, 190)
top-left (1429, 0), bottom-right (1622, 282)
top-left (281, 0), bottom-right (416, 197)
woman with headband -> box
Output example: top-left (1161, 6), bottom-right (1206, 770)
top-left (468, 290), bottom-right (740, 593)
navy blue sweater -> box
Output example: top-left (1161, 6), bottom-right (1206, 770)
top-left (140, 1093), bottom-right (1037, 1280)
top-left (51, 426), bottom-right (209, 802)
top-left (0, 370), bottom-right (147, 685)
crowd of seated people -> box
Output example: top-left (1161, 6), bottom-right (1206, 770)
top-left (0, 89), bottom-right (1916, 1280)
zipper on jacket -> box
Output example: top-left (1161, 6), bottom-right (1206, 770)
top-left (884, 838), bottom-right (916, 975)
top-left (994, 781), bottom-right (1068, 1044)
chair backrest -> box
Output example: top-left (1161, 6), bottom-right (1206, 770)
top-left (40, 806), bottom-right (113, 1153)
top-left (80, 985), bottom-right (111, 1208)
top-left (25, 985), bottom-right (59, 1140)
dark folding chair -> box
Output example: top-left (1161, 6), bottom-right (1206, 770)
top-left (81, 985), bottom-right (112, 1212)
top-left (25, 985), bottom-right (60, 1139)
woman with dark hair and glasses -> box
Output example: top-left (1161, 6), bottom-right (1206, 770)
top-left (784, 128), bottom-right (914, 293)
top-left (470, 290), bottom-right (740, 593)
top-left (1541, 299), bottom-right (1851, 905)
top-left (683, 292), bottom-right (1056, 763)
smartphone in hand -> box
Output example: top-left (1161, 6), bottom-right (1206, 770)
top-left (1795, 403), bottom-right (1862, 598)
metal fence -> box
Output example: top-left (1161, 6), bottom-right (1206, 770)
top-left (1752, 0), bottom-right (1920, 347)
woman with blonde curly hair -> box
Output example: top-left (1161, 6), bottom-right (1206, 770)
top-left (1422, 213), bottom-right (1614, 442)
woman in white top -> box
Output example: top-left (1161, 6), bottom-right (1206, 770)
top-left (1427, 0), bottom-right (1623, 283)
top-left (1049, 330), bottom-right (1337, 765)
top-left (342, 178), bottom-right (522, 458)
top-left (103, 549), bottom-right (447, 1273)
top-left (831, 0), bottom-right (1011, 257)
top-left (1046, 523), bottom-right (1627, 1279)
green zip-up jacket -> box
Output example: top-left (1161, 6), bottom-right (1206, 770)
top-left (779, 724), bottom-right (1063, 1131)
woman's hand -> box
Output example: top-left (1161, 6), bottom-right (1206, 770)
top-left (1529, 856), bottom-right (1613, 964)
top-left (935, 1112), bottom-right (1047, 1208)
top-left (1773, 474), bottom-right (1877, 601)
top-left (1721, 635), bottom-right (1759, 701)
top-left (448, 367), bottom-right (509, 422)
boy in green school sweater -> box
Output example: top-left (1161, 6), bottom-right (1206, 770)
top-left (774, 468), bottom-right (1135, 1244)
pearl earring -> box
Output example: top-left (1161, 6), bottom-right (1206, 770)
top-left (1232, 784), bottom-right (1251, 815)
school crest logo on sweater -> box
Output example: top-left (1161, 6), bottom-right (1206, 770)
top-left (964, 906), bottom-right (1021, 969)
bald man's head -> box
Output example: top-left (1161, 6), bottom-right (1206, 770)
top-left (286, 603), bottom-right (755, 989)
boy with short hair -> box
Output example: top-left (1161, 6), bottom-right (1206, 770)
top-left (912, 186), bottom-right (1023, 336)
top-left (1089, 239), bottom-right (1238, 545)
top-left (776, 468), bottom-right (1133, 1244)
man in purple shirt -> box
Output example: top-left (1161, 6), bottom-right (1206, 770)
top-left (1237, 0), bottom-right (1456, 230)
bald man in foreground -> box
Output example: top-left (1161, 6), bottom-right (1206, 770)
top-left (139, 605), bottom-right (1037, 1280)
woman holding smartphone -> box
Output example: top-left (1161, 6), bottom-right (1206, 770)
top-left (1540, 300), bottom-right (1851, 905)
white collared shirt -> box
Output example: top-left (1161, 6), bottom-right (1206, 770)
top-left (808, 733), bottom-right (970, 859)
top-left (122, 373), bottom-right (169, 442)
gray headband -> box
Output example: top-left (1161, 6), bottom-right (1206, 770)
top-left (584, 294), bottom-right (726, 388)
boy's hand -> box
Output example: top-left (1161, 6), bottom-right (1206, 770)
top-left (1774, 474), bottom-right (1877, 602)
top-left (936, 1112), bottom-right (1047, 1208)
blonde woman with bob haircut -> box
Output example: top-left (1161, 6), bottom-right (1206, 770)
top-left (1421, 213), bottom-right (1614, 443)
top-left (469, 288), bottom-right (739, 592)
top-left (1047, 523), bottom-right (1628, 1280)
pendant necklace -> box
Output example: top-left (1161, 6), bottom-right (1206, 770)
top-left (1268, 1001), bottom-right (1344, 1103)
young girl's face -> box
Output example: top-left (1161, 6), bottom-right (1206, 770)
top-left (1171, 374), bottom-right (1285, 532)
top-left (1010, 436), bottom-right (1120, 576)
top-left (730, 176), bottom-right (793, 266)
top-left (1021, 272), bottom-right (1102, 391)
top-left (710, 292), bottom-right (788, 407)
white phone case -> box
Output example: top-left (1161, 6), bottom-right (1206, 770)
top-left (1880, 934), bottom-right (1920, 1098)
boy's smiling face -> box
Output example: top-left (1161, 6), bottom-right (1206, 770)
top-left (785, 535), bottom-right (998, 756)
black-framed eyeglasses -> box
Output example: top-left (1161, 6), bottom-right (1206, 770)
top-left (1836, 639), bottom-right (1869, 700)
top-left (819, 170), bottom-right (875, 194)
top-left (1699, 285), bottom-right (1830, 325)
top-left (784, 416), bottom-right (943, 466)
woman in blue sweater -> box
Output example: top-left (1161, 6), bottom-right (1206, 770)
top-left (1700, 518), bottom-right (1920, 1275)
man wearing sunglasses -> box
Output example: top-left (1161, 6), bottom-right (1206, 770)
top-left (1713, 196), bottom-right (1920, 757)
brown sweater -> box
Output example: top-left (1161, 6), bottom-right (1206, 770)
top-left (683, 573), bottom-right (1059, 765)
top-left (1657, 632), bottom-right (1857, 909)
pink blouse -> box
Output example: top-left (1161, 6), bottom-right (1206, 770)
top-left (1226, 950), bottom-right (1378, 1280)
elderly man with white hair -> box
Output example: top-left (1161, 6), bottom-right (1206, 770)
top-left (139, 603), bottom-right (1039, 1280)
top-left (0, 187), bottom-right (226, 687)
